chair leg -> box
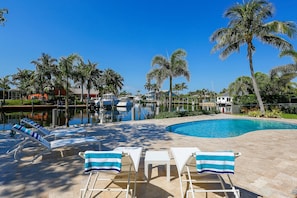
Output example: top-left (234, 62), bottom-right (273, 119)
top-left (218, 175), bottom-right (228, 198)
top-left (81, 172), bottom-right (98, 198)
top-left (227, 175), bottom-right (240, 198)
top-left (89, 172), bottom-right (99, 198)
top-left (186, 167), bottom-right (195, 198)
top-left (179, 176), bottom-right (184, 198)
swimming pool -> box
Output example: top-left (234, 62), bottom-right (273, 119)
top-left (166, 118), bottom-right (297, 138)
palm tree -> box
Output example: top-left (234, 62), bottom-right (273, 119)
top-left (270, 50), bottom-right (297, 83)
top-left (148, 49), bottom-right (190, 112)
top-left (11, 68), bottom-right (34, 104)
top-left (73, 58), bottom-right (87, 102)
top-left (0, 75), bottom-right (11, 104)
top-left (57, 54), bottom-right (80, 127)
top-left (0, 8), bottom-right (8, 26)
top-left (270, 50), bottom-right (297, 97)
top-left (210, 0), bottom-right (296, 115)
top-left (31, 53), bottom-right (57, 103)
top-left (101, 69), bottom-right (124, 95)
top-left (228, 76), bottom-right (253, 97)
top-left (174, 82), bottom-right (188, 95)
top-left (84, 60), bottom-right (101, 104)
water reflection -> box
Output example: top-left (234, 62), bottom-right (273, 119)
top-left (0, 103), bottom-right (157, 131)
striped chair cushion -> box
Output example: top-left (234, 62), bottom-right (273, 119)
top-left (22, 118), bottom-right (50, 135)
top-left (84, 151), bottom-right (122, 173)
top-left (196, 151), bottom-right (235, 174)
top-left (13, 124), bottom-right (51, 148)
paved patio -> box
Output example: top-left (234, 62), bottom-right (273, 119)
top-left (0, 114), bottom-right (297, 198)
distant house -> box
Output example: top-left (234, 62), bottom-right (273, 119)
top-left (216, 94), bottom-right (233, 113)
top-left (199, 98), bottom-right (216, 111)
top-left (70, 86), bottom-right (98, 100)
top-left (28, 93), bottom-right (48, 100)
top-left (0, 89), bottom-right (22, 100)
top-left (145, 91), bottom-right (156, 101)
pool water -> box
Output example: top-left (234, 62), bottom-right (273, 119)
top-left (166, 119), bottom-right (297, 138)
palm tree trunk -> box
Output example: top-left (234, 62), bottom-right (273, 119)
top-left (80, 80), bottom-right (84, 102)
top-left (169, 76), bottom-right (172, 112)
top-left (65, 72), bottom-right (69, 127)
top-left (2, 89), bottom-right (5, 104)
top-left (248, 43), bottom-right (265, 115)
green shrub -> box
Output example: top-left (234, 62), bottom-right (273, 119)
top-left (248, 108), bottom-right (282, 118)
top-left (264, 108), bottom-right (281, 118)
top-left (154, 112), bottom-right (178, 119)
top-left (248, 110), bottom-right (262, 117)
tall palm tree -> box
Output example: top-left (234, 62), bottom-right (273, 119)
top-left (84, 60), bottom-right (101, 104)
top-left (58, 54), bottom-right (80, 127)
top-left (11, 68), bottom-right (34, 104)
top-left (73, 58), bottom-right (87, 102)
top-left (101, 69), bottom-right (124, 95)
top-left (0, 75), bottom-right (11, 104)
top-left (210, 0), bottom-right (296, 115)
top-left (148, 49), bottom-right (190, 112)
top-left (31, 53), bottom-right (57, 103)
top-left (0, 8), bottom-right (8, 26)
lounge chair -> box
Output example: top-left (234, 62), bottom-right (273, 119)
top-left (171, 147), bottom-right (240, 198)
top-left (9, 124), bottom-right (101, 163)
top-left (79, 147), bottom-right (142, 198)
top-left (7, 118), bottom-right (88, 156)
top-left (20, 117), bottom-right (87, 138)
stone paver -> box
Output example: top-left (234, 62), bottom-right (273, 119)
top-left (1, 114), bottom-right (297, 198)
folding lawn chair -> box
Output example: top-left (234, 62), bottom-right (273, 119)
top-left (171, 147), bottom-right (240, 198)
top-left (79, 147), bottom-right (142, 198)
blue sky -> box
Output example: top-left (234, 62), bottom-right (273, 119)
top-left (1, 0), bottom-right (297, 94)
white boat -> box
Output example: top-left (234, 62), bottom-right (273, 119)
top-left (101, 93), bottom-right (119, 107)
top-left (116, 97), bottom-right (133, 107)
top-left (93, 97), bottom-right (101, 108)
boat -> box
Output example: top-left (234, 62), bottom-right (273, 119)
top-left (116, 97), bottom-right (133, 107)
top-left (93, 97), bottom-right (101, 108)
top-left (101, 93), bottom-right (119, 107)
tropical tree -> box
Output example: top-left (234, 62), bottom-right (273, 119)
top-left (144, 81), bottom-right (153, 92)
top-left (101, 69), bottom-right (124, 95)
top-left (73, 58), bottom-right (100, 104)
top-left (270, 50), bottom-right (297, 86)
top-left (210, 0), bottom-right (296, 115)
top-left (31, 53), bottom-right (57, 103)
top-left (73, 58), bottom-right (87, 102)
top-left (84, 60), bottom-right (101, 103)
top-left (0, 8), bottom-right (8, 26)
top-left (0, 75), bottom-right (11, 104)
top-left (11, 68), bottom-right (34, 104)
top-left (269, 50), bottom-right (297, 99)
top-left (57, 54), bottom-right (80, 127)
top-left (228, 76), bottom-right (253, 97)
top-left (148, 49), bottom-right (190, 112)
top-left (173, 82), bottom-right (188, 95)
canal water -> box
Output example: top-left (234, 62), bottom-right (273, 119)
top-left (0, 103), bottom-right (200, 131)
top-left (0, 103), bottom-right (158, 131)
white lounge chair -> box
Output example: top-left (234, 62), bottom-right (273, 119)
top-left (7, 118), bottom-right (88, 155)
top-left (9, 124), bottom-right (101, 163)
top-left (79, 147), bottom-right (142, 198)
top-left (171, 147), bottom-right (240, 198)
top-left (20, 117), bottom-right (87, 138)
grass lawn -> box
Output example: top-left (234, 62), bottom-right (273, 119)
top-left (281, 113), bottom-right (297, 119)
